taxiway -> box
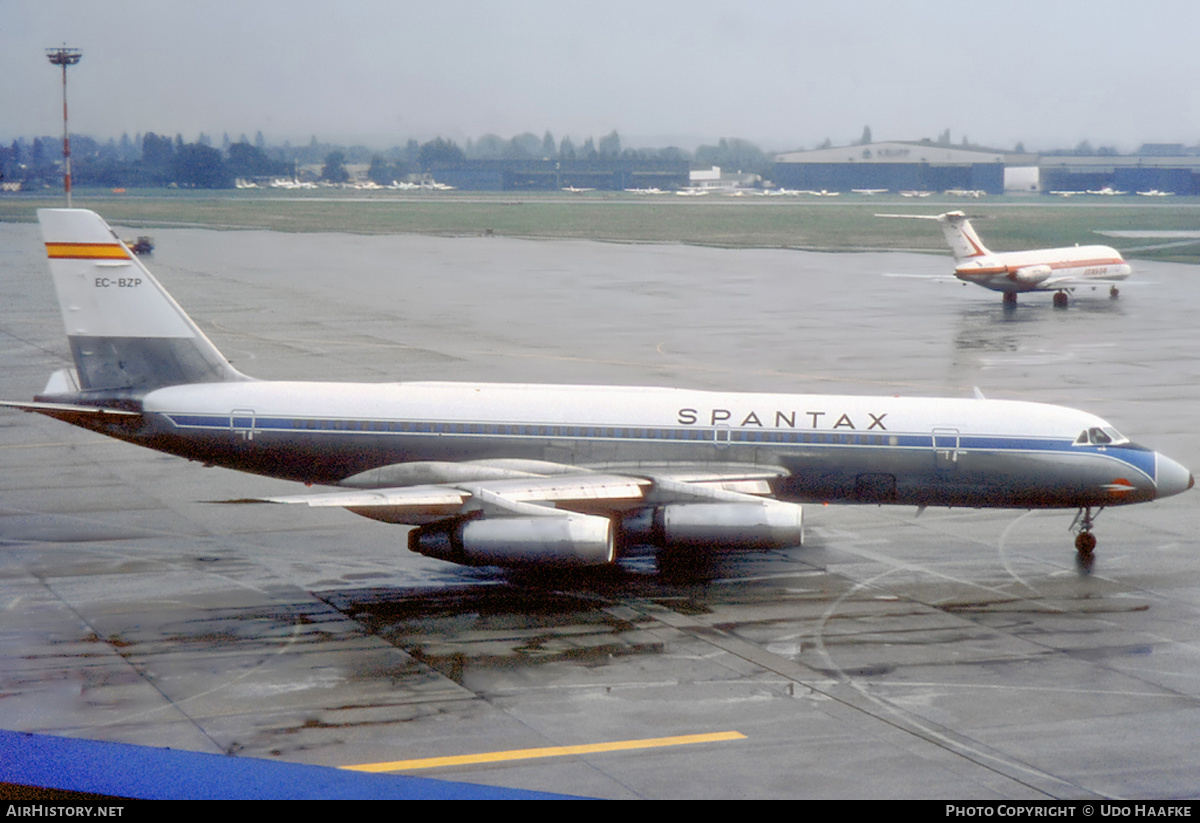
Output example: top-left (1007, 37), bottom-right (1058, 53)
top-left (1, 220), bottom-right (1197, 798)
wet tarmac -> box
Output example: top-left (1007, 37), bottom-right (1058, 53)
top-left (1, 219), bottom-right (1198, 799)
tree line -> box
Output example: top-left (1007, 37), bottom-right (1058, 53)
top-left (0, 130), bottom-right (775, 190)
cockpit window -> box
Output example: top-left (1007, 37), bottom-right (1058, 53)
top-left (1075, 427), bottom-right (1129, 446)
top-left (1103, 427), bottom-right (1129, 445)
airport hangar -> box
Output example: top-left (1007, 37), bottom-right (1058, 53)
top-left (1039, 149), bottom-right (1200, 195)
top-left (772, 141), bottom-right (1009, 194)
top-left (774, 140), bottom-right (1200, 196)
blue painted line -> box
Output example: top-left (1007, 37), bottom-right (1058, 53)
top-left (0, 730), bottom-right (579, 800)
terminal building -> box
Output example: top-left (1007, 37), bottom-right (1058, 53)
top-left (773, 141), bottom-right (1007, 194)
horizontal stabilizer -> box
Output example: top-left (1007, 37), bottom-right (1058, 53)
top-left (0, 399), bottom-right (140, 417)
top-left (874, 213), bottom-right (944, 221)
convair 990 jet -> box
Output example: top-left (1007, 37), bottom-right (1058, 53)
top-left (2, 210), bottom-right (1191, 569)
top-left (880, 211), bottom-right (1132, 307)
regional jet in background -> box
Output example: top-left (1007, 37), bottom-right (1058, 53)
top-left (2, 210), bottom-right (1190, 569)
top-left (879, 211), bottom-right (1132, 307)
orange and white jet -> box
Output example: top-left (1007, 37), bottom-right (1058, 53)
top-left (881, 211), bottom-right (1131, 307)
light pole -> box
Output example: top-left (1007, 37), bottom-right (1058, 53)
top-left (46, 46), bottom-right (82, 207)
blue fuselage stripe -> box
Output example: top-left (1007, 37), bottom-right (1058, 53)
top-left (161, 413), bottom-right (1157, 480)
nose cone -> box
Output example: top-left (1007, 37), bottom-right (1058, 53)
top-left (1156, 453), bottom-right (1195, 499)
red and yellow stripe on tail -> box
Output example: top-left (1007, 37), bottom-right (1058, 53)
top-left (45, 242), bottom-right (130, 260)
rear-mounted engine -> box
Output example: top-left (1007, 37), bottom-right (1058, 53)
top-left (1011, 264), bottom-right (1052, 284)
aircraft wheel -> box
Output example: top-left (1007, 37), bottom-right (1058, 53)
top-left (1110, 285), bottom-right (1120, 299)
top-left (1074, 531), bottom-right (1097, 555)
top-left (1002, 292), bottom-right (1017, 306)
top-left (1053, 292), bottom-right (1069, 309)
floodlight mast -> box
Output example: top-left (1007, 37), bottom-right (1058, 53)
top-left (46, 47), bottom-right (82, 207)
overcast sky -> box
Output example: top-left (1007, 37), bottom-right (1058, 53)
top-left (4, 0), bottom-right (1198, 153)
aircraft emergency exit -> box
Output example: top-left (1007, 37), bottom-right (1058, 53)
top-left (2, 210), bottom-right (1190, 569)
top-left (880, 211), bottom-right (1132, 306)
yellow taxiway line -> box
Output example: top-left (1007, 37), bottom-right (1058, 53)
top-left (343, 730), bottom-right (746, 773)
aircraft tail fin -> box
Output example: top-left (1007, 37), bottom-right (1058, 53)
top-left (37, 209), bottom-right (247, 393)
top-left (935, 211), bottom-right (990, 260)
top-left (876, 211), bottom-right (991, 261)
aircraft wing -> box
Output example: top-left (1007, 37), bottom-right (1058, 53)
top-left (1034, 273), bottom-right (1129, 290)
top-left (238, 473), bottom-right (649, 521)
top-left (223, 462), bottom-right (799, 566)
top-left (239, 485), bottom-right (471, 513)
top-left (882, 272), bottom-right (962, 284)
top-left (230, 463), bottom-right (786, 521)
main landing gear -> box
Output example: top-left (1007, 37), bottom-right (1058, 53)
top-left (1071, 506), bottom-right (1104, 571)
top-left (1050, 286), bottom-right (1117, 308)
top-left (1006, 286), bottom-right (1116, 309)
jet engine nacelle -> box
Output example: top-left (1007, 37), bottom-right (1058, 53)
top-left (1011, 264), bottom-right (1052, 284)
top-left (409, 513), bottom-right (615, 567)
top-left (619, 502), bottom-right (804, 550)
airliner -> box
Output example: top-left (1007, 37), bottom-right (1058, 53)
top-left (2, 210), bottom-right (1190, 569)
top-left (880, 211), bottom-right (1132, 307)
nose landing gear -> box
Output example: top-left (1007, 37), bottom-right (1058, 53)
top-left (1071, 506), bottom-right (1104, 571)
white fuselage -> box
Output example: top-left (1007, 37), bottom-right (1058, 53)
top-left (105, 379), bottom-right (1188, 511)
top-left (953, 246), bottom-right (1131, 293)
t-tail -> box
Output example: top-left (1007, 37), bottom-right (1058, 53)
top-left (876, 210), bottom-right (991, 261)
top-left (935, 211), bottom-right (990, 261)
top-left (37, 208), bottom-right (247, 398)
